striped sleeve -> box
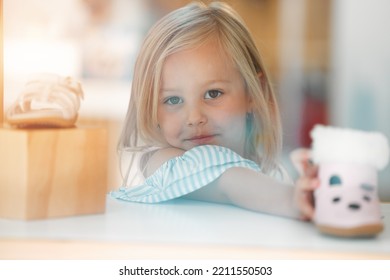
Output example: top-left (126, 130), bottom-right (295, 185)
top-left (110, 145), bottom-right (261, 203)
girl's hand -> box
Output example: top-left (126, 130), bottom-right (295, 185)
top-left (290, 149), bottom-right (320, 221)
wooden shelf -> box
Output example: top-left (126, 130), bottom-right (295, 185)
top-left (0, 126), bottom-right (108, 220)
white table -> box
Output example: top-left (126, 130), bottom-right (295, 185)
top-left (0, 198), bottom-right (389, 259)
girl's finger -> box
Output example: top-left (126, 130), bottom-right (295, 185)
top-left (300, 192), bottom-right (315, 220)
top-left (297, 177), bottom-right (320, 192)
top-left (302, 158), bottom-right (318, 178)
top-left (290, 148), bottom-right (311, 175)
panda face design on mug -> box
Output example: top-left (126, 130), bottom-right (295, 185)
top-left (313, 161), bottom-right (382, 229)
top-left (309, 125), bottom-right (388, 235)
top-left (327, 173), bottom-right (375, 211)
top-left (315, 162), bottom-right (379, 217)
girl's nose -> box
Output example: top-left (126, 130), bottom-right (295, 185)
top-left (186, 106), bottom-right (207, 126)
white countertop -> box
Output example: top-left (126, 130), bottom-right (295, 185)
top-left (1, 198), bottom-right (389, 259)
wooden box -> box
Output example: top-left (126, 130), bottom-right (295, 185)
top-left (0, 126), bottom-right (108, 220)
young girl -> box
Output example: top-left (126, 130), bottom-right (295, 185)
top-left (112, 1), bottom-right (318, 220)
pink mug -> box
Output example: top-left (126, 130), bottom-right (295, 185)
top-left (293, 125), bottom-right (389, 237)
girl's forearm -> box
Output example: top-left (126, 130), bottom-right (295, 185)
top-left (206, 167), bottom-right (300, 219)
top-left (149, 147), bottom-right (300, 218)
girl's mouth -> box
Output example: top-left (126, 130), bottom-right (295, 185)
top-left (186, 134), bottom-right (217, 145)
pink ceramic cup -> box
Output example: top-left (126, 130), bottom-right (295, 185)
top-left (314, 162), bottom-right (383, 236)
top-left (310, 125), bottom-right (389, 237)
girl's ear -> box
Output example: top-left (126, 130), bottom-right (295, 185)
top-left (246, 93), bottom-right (254, 112)
top-left (246, 72), bottom-right (264, 112)
top-left (257, 71), bottom-right (266, 88)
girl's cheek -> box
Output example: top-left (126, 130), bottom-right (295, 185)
top-left (161, 118), bottom-right (182, 138)
top-left (217, 110), bottom-right (244, 124)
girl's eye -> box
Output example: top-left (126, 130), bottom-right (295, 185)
top-left (164, 96), bottom-right (183, 105)
top-left (204, 89), bottom-right (223, 99)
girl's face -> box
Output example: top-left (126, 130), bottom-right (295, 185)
top-left (157, 40), bottom-right (252, 156)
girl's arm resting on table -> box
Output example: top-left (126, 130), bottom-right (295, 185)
top-left (146, 147), bottom-right (305, 219)
top-left (203, 164), bottom-right (318, 220)
top-left (211, 167), bottom-right (301, 219)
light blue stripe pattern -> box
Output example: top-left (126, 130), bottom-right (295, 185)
top-left (110, 145), bottom-right (261, 203)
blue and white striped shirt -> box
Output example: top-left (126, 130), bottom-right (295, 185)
top-left (111, 145), bottom-right (263, 203)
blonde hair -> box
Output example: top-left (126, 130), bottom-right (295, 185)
top-left (118, 1), bottom-right (282, 175)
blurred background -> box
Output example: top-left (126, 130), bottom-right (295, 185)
top-left (3, 0), bottom-right (390, 200)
